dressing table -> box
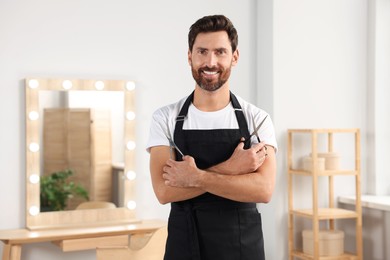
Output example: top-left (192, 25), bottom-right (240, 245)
top-left (0, 219), bottom-right (166, 260)
top-left (0, 78), bottom-right (166, 260)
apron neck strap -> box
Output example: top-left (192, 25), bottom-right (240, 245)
top-left (230, 93), bottom-right (251, 147)
top-left (174, 91), bottom-right (251, 146)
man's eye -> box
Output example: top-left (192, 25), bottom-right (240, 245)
top-left (199, 50), bottom-right (207, 55)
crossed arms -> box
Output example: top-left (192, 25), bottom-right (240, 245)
top-left (149, 141), bottom-right (276, 204)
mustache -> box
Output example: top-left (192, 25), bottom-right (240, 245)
top-left (198, 66), bottom-right (221, 73)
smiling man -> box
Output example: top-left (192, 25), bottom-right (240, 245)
top-left (147, 15), bottom-right (277, 260)
top-left (190, 31), bottom-right (233, 92)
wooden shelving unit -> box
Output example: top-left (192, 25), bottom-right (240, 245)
top-left (287, 129), bottom-right (362, 260)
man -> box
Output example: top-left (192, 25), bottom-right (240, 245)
top-left (147, 15), bottom-right (277, 260)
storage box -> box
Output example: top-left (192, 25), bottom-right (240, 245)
top-left (317, 152), bottom-right (340, 170)
top-left (302, 229), bottom-right (344, 256)
top-left (303, 156), bottom-right (325, 171)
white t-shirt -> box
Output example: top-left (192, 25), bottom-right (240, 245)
top-left (146, 94), bottom-right (278, 153)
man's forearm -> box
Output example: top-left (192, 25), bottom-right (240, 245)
top-left (154, 183), bottom-right (205, 204)
top-left (208, 161), bottom-right (231, 175)
top-left (160, 143), bottom-right (274, 203)
top-left (163, 149), bottom-right (276, 203)
top-left (195, 169), bottom-right (273, 203)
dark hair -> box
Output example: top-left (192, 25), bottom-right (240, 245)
top-left (188, 15), bottom-right (238, 52)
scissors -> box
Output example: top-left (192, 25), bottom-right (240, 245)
top-left (250, 115), bottom-right (268, 143)
top-left (164, 122), bottom-right (184, 160)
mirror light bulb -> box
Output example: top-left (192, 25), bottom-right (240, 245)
top-left (28, 79), bottom-right (39, 89)
top-left (29, 143), bottom-right (40, 152)
top-left (62, 80), bottom-right (73, 90)
top-left (29, 174), bottom-right (40, 184)
top-left (126, 141), bottom-right (136, 150)
top-left (29, 232), bottom-right (39, 238)
top-left (126, 170), bottom-right (136, 180)
top-left (127, 200), bottom-right (136, 210)
top-left (126, 81), bottom-right (135, 91)
top-left (29, 206), bottom-right (40, 216)
top-left (29, 111), bottom-right (39, 121)
top-left (95, 81), bottom-right (105, 90)
top-left (126, 111), bottom-right (136, 121)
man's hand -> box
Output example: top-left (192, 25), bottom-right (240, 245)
top-left (160, 141), bottom-right (276, 203)
top-left (163, 156), bottom-right (204, 188)
top-left (210, 139), bottom-right (268, 175)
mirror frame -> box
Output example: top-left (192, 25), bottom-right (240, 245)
top-left (25, 78), bottom-right (137, 230)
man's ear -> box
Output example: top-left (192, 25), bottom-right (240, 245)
top-left (187, 49), bottom-right (192, 66)
top-left (232, 49), bottom-right (239, 66)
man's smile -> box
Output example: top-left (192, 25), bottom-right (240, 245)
top-left (202, 70), bottom-right (218, 75)
top-left (201, 69), bottom-right (220, 80)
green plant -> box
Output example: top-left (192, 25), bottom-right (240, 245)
top-left (40, 169), bottom-right (89, 212)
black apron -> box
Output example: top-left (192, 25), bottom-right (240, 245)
top-left (164, 92), bottom-right (265, 260)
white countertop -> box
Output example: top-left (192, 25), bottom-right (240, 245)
top-left (339, 195), bottom-right (390, 211)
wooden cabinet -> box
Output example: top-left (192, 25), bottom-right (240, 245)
top-left (43, 108), bottom-right (112, 209)
top-left (287, 129), bottom-right (362, 260)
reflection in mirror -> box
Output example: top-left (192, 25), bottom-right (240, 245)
top-left (38, 90), bottom-right (124, 211)
top-left (26, 78), bottom-right (137, 230)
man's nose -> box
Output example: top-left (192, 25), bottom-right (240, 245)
top-left (205, 53), bottom-right (218, 67)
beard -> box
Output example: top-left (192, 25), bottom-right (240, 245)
top-left (191, 64), bottom-right (232, 92)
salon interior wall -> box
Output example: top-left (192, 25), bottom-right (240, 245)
top-left (265, 0), bottom-right (388, 260)
top-left (0, 0), bottom-right (257, 259)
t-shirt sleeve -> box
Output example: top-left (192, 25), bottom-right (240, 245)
top-left (146, 108), bottom-right (170, 153)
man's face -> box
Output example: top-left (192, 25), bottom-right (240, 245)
top-left (188, 31), bottom-right (239, 92)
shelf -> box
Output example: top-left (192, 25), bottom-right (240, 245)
top-left (288, 128), bottom-right (362, 259)
top-left (292, 250), bottom-right (358, 260)
top-left (289, 169), bottom-right (358, 176)
top-left (290, 208), bottom-right (358, 220)
top-left (288, 128), bottom-right (359, 134)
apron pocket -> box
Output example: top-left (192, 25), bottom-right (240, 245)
top-left (195, 209), bottom-right (241, 260)
top-left (238, 208), bottom-right (265, 260)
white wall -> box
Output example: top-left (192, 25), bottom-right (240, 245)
top-left (373, 0), bottom-right (390, 196)
top-left (271, 0), bottom-right (368, 259)
top-left (0, 1), bottom-right (256, 259)
top-left (367, 0), bottom-right (390, 196)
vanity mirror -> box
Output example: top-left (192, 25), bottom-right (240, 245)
top-left (25, 78), bottom-right (138, 230)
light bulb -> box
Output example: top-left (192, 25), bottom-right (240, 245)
top-left (127, 200), bottom-right (136, 210)
top-left (126, 111), bottom-right (136, 121)
top-left (126, 170), bottom-right (136, 180)
top-left (126, 141), bottom-right (136, 150)
top-left (95, 81), bottom-right (105, 90)
top-left (126, 81), bottom-right (135, 91)
top-left (62, 80), bottom-right (73, 90)
top-left (29, 206), bottom-right (39, 216)
top-left (29, 174), bottom-right (40, 184)
top-left (29, 232), bottom-right (39, 238)
top-left (29, 143), bottom-right (40, 152)
top-left (28, 79), bottom-right (39, 89)
top-left (29, 111), bottom-right (39, 121)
